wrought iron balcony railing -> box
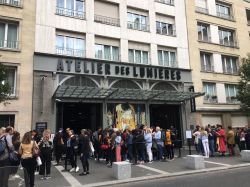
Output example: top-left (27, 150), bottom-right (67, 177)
top-left (216, 12), bottom-right (234, 21)
top-left (127, 21), bottom-right (150, 32)
top-left (219, 39), bottom-right (238, 48)
top-left (56, 7), bottom-right (85, 19)
top-left (204, 95), bottom-right (218, 103)
top-left (0, 0), bottom-right (21, 7)
top-left (94, 14), bottom-right (120, 27)
top-left (201, 65), bottom-right (214, 72)
top-left (56, 47), bottom-right (85, 57)
top-left (156, 27), bottom-right (176, 36)
top-left (0, 40), bottom-right (19, 50)
top-left (155, 0), bottom-right (174, 6)
top-left (195, 6), bottom-right (209, 14)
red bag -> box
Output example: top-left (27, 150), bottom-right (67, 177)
top-left (101, 144), bottom-right (109, 150)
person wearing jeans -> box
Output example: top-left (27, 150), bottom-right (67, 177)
top-left (154, 127), bottom-right (163, 161)
top-left (19, 132), bottom-right (38, 187)
top-left (144, 128), bottom-right (153, 162)
top-left (200, 127), bottom-right (209, 158)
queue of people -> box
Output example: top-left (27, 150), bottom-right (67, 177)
top-left (193, 124), bottom-right (250, 157)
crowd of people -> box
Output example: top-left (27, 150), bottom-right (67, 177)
top-left (193, 124), bottom-right (250, 157)
top-left (1, 124), bottom-right (250, 187)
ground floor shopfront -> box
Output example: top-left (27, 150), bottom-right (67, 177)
top-left (32, 53), bottom-right (203, 140)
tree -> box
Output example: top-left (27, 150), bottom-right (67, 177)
top-left (237, 55), bottom-right (250, 111)
top-left (0, 63), bottom-right (11, 104)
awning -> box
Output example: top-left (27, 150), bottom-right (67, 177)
top-left (54, 85), bottom-right (204, 102)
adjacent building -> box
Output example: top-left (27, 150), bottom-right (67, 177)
top-left (0, 0), bottom-right (35, 134)
top-left (33, 0), bottom-right (202, 138)
top-left (186, 0), bottom-right (250, 128)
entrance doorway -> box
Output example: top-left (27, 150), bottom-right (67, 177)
top-left (57, 102), bottom-right (102, 134)
top-left (150, 104), bottom-right (181, 138)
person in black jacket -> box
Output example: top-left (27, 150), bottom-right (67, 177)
top-left (63, 130), bottom-right (79, 173)
top-left (136, 129), bottom-right (146, 164)
top-left (245, 128), bottom-right (250, 150)
top-left (53, 129), bottom-right (64, 165)
top-left (79, 129), bottom-right (90, 176)
top-left (38, 130), bottom-right (53, 180)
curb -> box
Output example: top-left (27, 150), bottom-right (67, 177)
top-left (79, 163), bottom-right (250, 187)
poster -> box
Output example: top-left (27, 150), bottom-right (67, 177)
top-left (36, 122), bottom-right (47, 135)
top-left (107, 103), bottom-right (145, 131)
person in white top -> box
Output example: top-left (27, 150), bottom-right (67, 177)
top-left (200, 127), bottom-right (209, 158)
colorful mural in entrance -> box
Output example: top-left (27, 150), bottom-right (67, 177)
top-left (107, 103), bottom-right (146, 131)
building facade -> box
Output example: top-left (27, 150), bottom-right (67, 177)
top-left (0, 0), bottom-right (35, 134)
top-left (33, 0), bottom-right (202, 138)
top-left (186, 0), bottom-right (250, 128)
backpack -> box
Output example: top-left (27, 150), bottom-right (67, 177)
top-left (0, 136), bottom-right (7, 156)
top-left (161, 130), bottom-right (166, 141)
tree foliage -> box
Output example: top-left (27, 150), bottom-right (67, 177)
top-left (237, 55), bottom-right (250, 111)
top-left (0, 63), bottom-right (11, 104)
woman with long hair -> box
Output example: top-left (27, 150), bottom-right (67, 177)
top-left (19, 132), bottom-right (39, 187)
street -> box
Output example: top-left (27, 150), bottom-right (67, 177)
top-left (112, 166), bottom-right (250, 187)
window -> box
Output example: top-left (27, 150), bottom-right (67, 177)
top-left (216, 2), bottom-right (233, 20)
top-left (127, 12), bottom-right (149, 32)
top-left (1, 67), bottom-right (17, 96)
top-left (0, 115), bottom-right (15, 128)
top-left (218, 28), bottom-right (236, 47)
top-left (246, 9), bottom-right (250, 25)
top-left (56, 35), bottom-right (85, 57)
top-left (225, 84), bottom-right (238, 103)
top-left (0, 22), bottom-right (18, 49)
top-left (197, 23), bottom-right (210, 42)
top-left (0, 0), bottom-right (21, 6)
top-left (155, 0), bottom-right (174, 6)
top-left (200, 52), bottom-right (213, 72)
top-left (195, 0), bottom-right (208, 14)
top-left (56, 0), bottom-right (85, 19)
top-left (203, 82), bottom-right (217, 103)
top-left (222, 56), bottom-right (238, 74)
top-left (95, 44), bottom-right (119, 61)
top-left (128, 49), bottom-right (149, 64)
top-left (156, 21), bottom-right (175, 36)
top-left (158, 50), bottom-right (176, 67)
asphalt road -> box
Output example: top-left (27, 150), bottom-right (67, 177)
top-left (111, 166), bottom-right (250, 187)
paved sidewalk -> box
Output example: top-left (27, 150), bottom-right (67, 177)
top-left (9, 148), bottom-right (250, 187)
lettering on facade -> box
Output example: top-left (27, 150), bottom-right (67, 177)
top-left (56, 58), bottom-right (182, 81)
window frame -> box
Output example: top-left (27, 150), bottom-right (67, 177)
top-left (156, 21), bottom-right (175, 36)
top-left (197, 22), bottom-right (210, 42)
top-left (95, 44), bottom-right (119, 61)
top-left (0, 21), bottom-right (19, 50)
top-left (200, 52), bottom-right (213, 72)
top-left (221, 55), bottom-right (238, 74)
top-left (128, 49), bottom-right (149, 64)
top-left (157, 50), bottom-right (177, 67)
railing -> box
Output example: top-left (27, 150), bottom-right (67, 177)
top-left (94, 14), bottom-right (120, 27)
top-left (201, 65), bottom-right (214, 72)
top-left (226, 96), bottom-right (240, 104)
top-left (219, 39), bottom-right (238, 48)
top-left (156, 27), bottom-right (176, 36)
top-left (159, 60), bottom-right (178, 68)
top-left (216, 12), bottom-right (234, 20)
top-left (133, 56), bottom-right (149, 64)
top-left (245, 0), bottom-right (250, 2)
top-left (56, 7), bottom-right (85, 19)
top-left (155, 0), bottom-right (174, 6)
top-left (0, 0), bottom-right (21, 7)
top-left (223, 67), bottom-right (239, 75)
top-left (248, 20), bottom-right (250, 26)
top-left (195, 6), bottom-right (209, 14)
top-left (204, 95), bottom-right (218, 103)
top-left (0, 40), bottom-right (19, 50)
top-left (198, 36), bottom-right (212, 43)
top-left (127, 21), bottom-right (150, 32)
top-left (56, 47), bottom-right (85, 57)
top-left (95, 54), bottom-right (120, 61)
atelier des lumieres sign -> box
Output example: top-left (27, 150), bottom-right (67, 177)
top-left (57, 58), bottom-right (182, 81)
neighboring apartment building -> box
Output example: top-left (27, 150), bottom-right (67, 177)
top-left (0, 0), bottom-right (35, 134)
top-left (33, 0), bottom-right (202, 137)
top-left (186, 0), bottom-right (250, 128)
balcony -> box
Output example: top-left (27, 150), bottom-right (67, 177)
top-left (127, 21), bottom-right (150, 32)
top-left (95, 54), bottom-right (120, 62)
top-left (195, 6), bottom-right (209, 14)
top-left (56, 7), bottom-right (85, 19)
top-left (204, 95), bottom-right (218, 103)
top-left (216, 12), bottom-right (234, 21)
top-left (226, 96), bottom-right (240, 104)
top-left (223, 67), bottom-right (239, 75)
top-left (0, 0), bottom-right (21, 7)
top-left (201, 65), bottom-right (214, 72)
top-left (219, 39), bottom-right (238, 48)
top-left (94, 14), bottom-right (120, 27)
top-left (0, 40), bottom-right (20, 50)
top-left (156, 27), bottom-right (176, 36)
top-left (155, 0), bottom-right (174, 6)
top-left (56, 47), bottom-right (85, 57)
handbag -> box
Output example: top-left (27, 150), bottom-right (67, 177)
top-left (32, 141), bottom-right (40, 157)
top-left (89, 141), bottom-right (95, 153)
top-left (101, 144), bottom-right (109, 150)
top-left (9, 151), bottom-right (19, 162)
top-left (36, 156), bottom-right (42, 166)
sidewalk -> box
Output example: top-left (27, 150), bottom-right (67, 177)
top-left (9, 148), bottom-right (250, 187)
